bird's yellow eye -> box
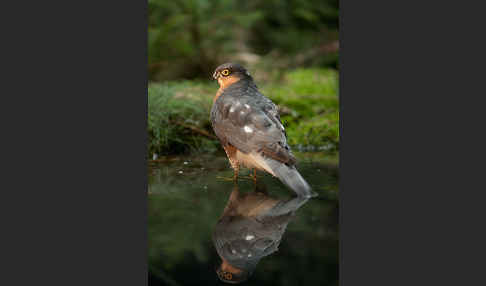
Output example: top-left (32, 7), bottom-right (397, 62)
top-left (221, 69), bottom-right (230, 76)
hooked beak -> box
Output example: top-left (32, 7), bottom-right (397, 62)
top-left (213, 71), bottom-right (221, 80)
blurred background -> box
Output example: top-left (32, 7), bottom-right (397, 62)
top-left (148, 0), bottom-right (338, 81)
top-left (148, 0), bottom-right (339, 158)
top-left (148, 1), bottom-right (339, 285)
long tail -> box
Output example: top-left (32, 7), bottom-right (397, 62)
top-left (265, 159), bottom-right (317, 198)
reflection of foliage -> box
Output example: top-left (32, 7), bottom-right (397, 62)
top-left (148, 68), bottom-right (339, 157)
top-left (148, 0), bottom-right (339, 81)
top-left (148, 154), bottom-right (338, 285)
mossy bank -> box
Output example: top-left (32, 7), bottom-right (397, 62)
top-left (148, 68), bottom-right (339, 158)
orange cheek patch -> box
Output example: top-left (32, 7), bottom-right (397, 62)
top-left (219, 75), bottom-right (240, 89)
top-left (214, 75), bottom-right (241, 103)
top-left (221, 259), bottom-right (243, 274)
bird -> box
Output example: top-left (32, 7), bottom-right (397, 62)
top-left (213, 183), bottom-right (309, 283)
top-left (210, 62), bottom-right (317, 198)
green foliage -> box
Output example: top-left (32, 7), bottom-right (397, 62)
top-left (147, 82), bottom-right (218, 156)
top-left (148, 68), bottom-right (339, 157)
top-left (262, 68), bottom-right (339, 151)
top-left (247, 0), bottom-right (339, 53)
top-left (148, 0), bottom-right (264, 80)
top-left (148, 0), bottom-right (339, 80)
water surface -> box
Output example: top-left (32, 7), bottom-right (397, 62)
top-left (148, 152), bottom-right (338, 285)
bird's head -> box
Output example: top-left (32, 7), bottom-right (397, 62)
top-left (212, 62), bottom-right (252, 88)
top-left (215, 259), bottom-right (251, 284)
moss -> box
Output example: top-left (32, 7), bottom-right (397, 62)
top-left (262, 68), bottom-right (339, 151)
top-left (147, 82), bottom-right (218, 156)
top-left (148, 68), bottom-right (339, 157)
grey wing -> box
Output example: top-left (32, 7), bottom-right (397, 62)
top-left (211, 89), bottom-right (295, 165)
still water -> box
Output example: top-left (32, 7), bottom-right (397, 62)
top-left (148, 152), bottom-right (338, 285)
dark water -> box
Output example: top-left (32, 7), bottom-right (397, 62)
top-left (148, 152), bottom-right (338, 286)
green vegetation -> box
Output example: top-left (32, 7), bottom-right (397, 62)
top-left (147, 0), bottom-right (339, 158)
top-left (262, 68), bottom-right (339, 150)
top-left (148, 82), bottom-right (217, 156)
top-left (148, 0), bottom-right (338, 81)
top-left (148, 1), bottom-right (339, 284)
top-left (148, 68), bottom-right (339, 157)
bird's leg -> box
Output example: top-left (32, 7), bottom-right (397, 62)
top-left (217, 146), bottom-right (240, 182)
top-left (233, 165), bottom-right (239, 182)
top-left (239, 169), bottom-right (259, 182)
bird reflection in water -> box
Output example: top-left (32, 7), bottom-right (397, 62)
top-left (212, 182), bottom-right (311, 284)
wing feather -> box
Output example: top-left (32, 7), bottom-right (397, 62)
top-left (210, 81), bottom-right (296, 165)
